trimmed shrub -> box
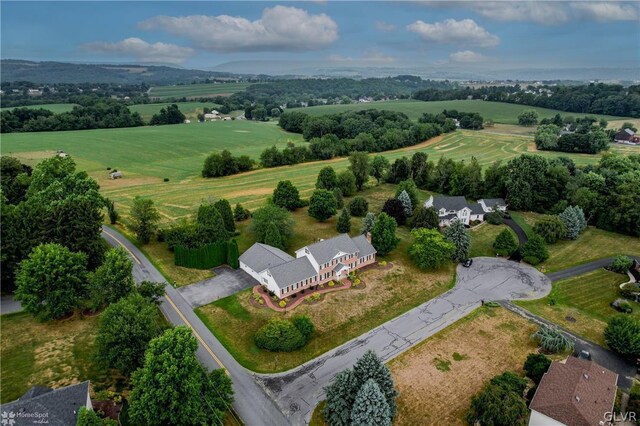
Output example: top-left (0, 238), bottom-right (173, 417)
top-left (485, 210), bottom-right (504, 225)
top-left (292, 315), bottom-right (315, 341)
top-left (174, 241), bottom-right (228, 269)
top-left (254, 316), bottom-right (315, 352)
top-left (349, 197), bottom-right (369, 217)
top-left (609, 255), bottom-right (633, 274)
top-left (604, 315), bottom-right (640, 359)
top-left (523, 353), bottom-right (551, 384)
top-left (533, 215), bottom-right (566, 244)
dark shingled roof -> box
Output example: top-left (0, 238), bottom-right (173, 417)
top-left (352, 235), bottom-right (376, 258)
top-left (305, 234), bottom-right (359, 265)
top-left (432, 196), bottom-right (470, 212)
top-left (239, 243), bottom-right (294, 273)
top-left (268, 256), bottom-right (317, 290)
top-left (529, 357), bottom-right (618, 426)
top-left (1, 381), bottom-right (91, 426)
top-left (469, 203), bottom-right (485, 215)
top-left (480, 198), bottom-right (506, 208)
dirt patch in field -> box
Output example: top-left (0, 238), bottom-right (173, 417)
top-left (233, 130), bottom-right (250, 133)
top-left (98, 175), bottom-right (162, 190)
top-left (389, 308), bottom-right (537, 425)
top-left (224, 187), bottom-right (274, 198)
top-left (527, 142), bottom-right (539, 152)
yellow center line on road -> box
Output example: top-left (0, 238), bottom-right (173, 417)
top-left (164, 294), bottom-right (229, 374)
top-left (102, 227), bottom-right (228, 373)
top-left (102, 229), bottom-right (141, 265)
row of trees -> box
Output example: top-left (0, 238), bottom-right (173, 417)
top-left (413, 83), bottom-right (640, 118)
top-left (0, 99), bottom-right (144, 133)
top-left (202, 149), bottom-right (254, 178)
top-left (419, 109), bottom-right (484, 130)
top-left (535, 120), bottom-right (610, 154)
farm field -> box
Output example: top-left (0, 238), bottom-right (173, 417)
top-left (516, 269), bottom-right (640, 345)
top-left (2, 120), bottom-right (302, 183)
top-left (299, 99), bottom-right (628, 124)
top-left (128, 101), bottom-right (223, 121)
top-left (0, 103), bottom-right (77, 113)
top-left (311, 307), bottom-right (539, 425)
top-left (148, 82), bottom-right (251, 99)
top-left (0, 312), bottom-right (113, 403)
top-left (513, 212), bottom-right (640, 272)
top-left (94, 130), bottom-right (636, 224)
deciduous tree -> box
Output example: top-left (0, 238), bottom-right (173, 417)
top-left (371, 213), bottom-right (398, 256)
top-left (316, 166), bottom-right (337, 190)
top-left (371, 156), bottom-right (390, 184)
top-left (308, 189), bottom-right (337, 222)
top-left (348, 152), bottom-right (370, 191)
top-left (604, 315), bottom-right (640, 359)
top-left (533, 215), bottom-right (567, 244)
top-left (250, 205), bottom-right (294, 246)
top-left (381, 198), bottom-right (407, 225)
top-left (88, 247), bottom-right (135, 311)
top-left (264, 222), bottom-right (285, 250)
top-left (411, 206), bottom-right (439, 229)
top-left (409, 229), bottom-right (454, 270)
top-left (337, 170), bottom-right (357, 197)
top-left (272, 180), bottom-right (303, 211)
top-left (131, 197), bottom-right (160, 244)
top-left (348, 197), bottom-right (368, 217)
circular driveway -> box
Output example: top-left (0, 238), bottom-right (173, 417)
top-left (454, 257), bottom-right (552, 302)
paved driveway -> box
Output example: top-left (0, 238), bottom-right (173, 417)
top-left (1, 295), bottom-right (22, 315)
top-left (178, 266), bottom-right (258, 308)
top-left (257, 257), bottom-right (551, 424)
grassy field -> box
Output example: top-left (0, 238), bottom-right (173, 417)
top-left (311, 307), bottom-right (539, 425)
top-left (469, 223), bottom-right (516, 258)
top-left (148, 82), bottom-right (251, 99)
top-left (2, 120), bottom-right (302, 184)
top-left (300, 100), bottom-right (628, 124)
top-left (1, 103), bottom-right (78, 113)
top-left (514, 212), bottom-right (640, 272)
top-left (129, 102), bottom-right (223, 121)
top-left (0, 312), bottom-right (115, 403)
top-left (194, 189), bottom-right (454, 372)
top-left (516, 269), bottom-right (640, 345)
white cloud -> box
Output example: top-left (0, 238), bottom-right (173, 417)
top-left (82, 37), bottom-right (195, 64)
top-left (138, 6), bottom-right (338, 52)
top-left (448, 50), bottom-right (488, 63)
top-left (407, 18), bottom-right (499, 47)
top-left (570, 2), bottom-right (639, 22)
top-left (467, 2), bottom-right (568, 25)
top-left (375, 21), bottom-right (396, 32)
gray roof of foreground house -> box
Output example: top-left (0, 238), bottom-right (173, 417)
top-left (268, 256), bottom-right (317, 289)
top-left (1, 381), bottom-right (90, 426)
top-left (239, 243), bottom-right (294, 273)
top-left (470, 203), bottom-right (486, 215)
top-left (352, 234), bottom-right (376, 258)
top-left (432, 196), bottom-right (470, 212)
top-left (304, 234), bottom-right (359, 265)
top-left (480, 198), bottom-right (506, 208)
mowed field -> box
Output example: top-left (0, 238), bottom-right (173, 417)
top-left (148, 82), bottom-right (251, 99)
top-left (300, 99), bottom-right (627, 124)
top-left (2, 120), bottom-right (302, 183)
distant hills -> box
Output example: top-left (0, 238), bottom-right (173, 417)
top-left (0, 60), bottom-right (240, 85)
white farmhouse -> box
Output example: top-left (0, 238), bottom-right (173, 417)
top-left (424, 195), bottom-right (507, 226)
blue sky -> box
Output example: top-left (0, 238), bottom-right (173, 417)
top-left (2, 1), bottom-right (639, 71)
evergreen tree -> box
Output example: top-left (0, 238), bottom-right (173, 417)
top-left (397, 190), bottom-right (413, 217)
top-left (604, 315), bottom-right (640, 359)
top-left (349, 151), bottom-right (370, 191)
top-left (559, 205), bottom-right (587, 240)
top-left (337, 170), bottom-right (357, 197)
top-left (272, 180), bottom-right (303, 211)
top-left (332, 187), bottom-right (344, 209)
top-left (411, 206), bottom-right (439, 229)
top-left (521, 234), bottom-right (549, 265)
top-left (493, 229), bottom-right (518, 256)
top-left (323, 369), bottom-right (360, 426)
top-left (264, 222), bottom-right (285, 250)
top-left (196, 203), bottom-right (228, 244)
top-left (362, 212), bottom-right (376, 235)
top-left (316, 166), bottom-right (338, 190)
top-left (107, 199), bottom-right (118, 225)
top-left (352, 350), bottom-right (398, 419)
top-left (226, 239), bottom-right (240, 268)
top-left (444, 219), bottom-right (471, 262)
top-left (395, 179), bottom-right (419, 207)
top-left (233, 203), bottom-right (251, 221)
top-left (213, 199), bottom-right (235, 233)
top-left (336, 208), bottom-right (351, 233)
top-left (523, 353), bottom-right (551, 384)
top-left (371, 213), bottom-right (399, 256)
top-left (348, 197), bottom-right (369, 217)
top-left (350, 379), bottom-right (392, 426)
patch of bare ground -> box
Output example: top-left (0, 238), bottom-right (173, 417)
top-left (389, 307), bottom-right (538, 425)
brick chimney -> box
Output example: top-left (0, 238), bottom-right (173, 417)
top-left (365, 232), bottom-right (372, 242)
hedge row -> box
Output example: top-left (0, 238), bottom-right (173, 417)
top-left (175, 239), bottom-right (239, 270)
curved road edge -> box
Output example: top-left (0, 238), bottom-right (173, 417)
top-left (101, 226), bottom-right (289, 426)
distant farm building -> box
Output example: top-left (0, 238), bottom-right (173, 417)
top-left (56, 150), bottom-right (68, 158)
top-left (110, 171), bottom-right (123, 179)
top-left (614, 128), bottom-right (640, 145)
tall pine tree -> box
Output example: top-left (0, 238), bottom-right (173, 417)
top-left (352, 350), bottom-right (398, 419)
top-left (444, 219), bottom-right (471, 262)
top-left (264, 222), bottom-right (284, 250)
top-left (350, 379), bottom-right (392, 426)
top-left (323, 369), bottom-right (360, 426)
top-left (336, 208), bottom-right (351, 233)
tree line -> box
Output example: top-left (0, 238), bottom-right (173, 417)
top-left (413, 82), bottom-right (640, 118)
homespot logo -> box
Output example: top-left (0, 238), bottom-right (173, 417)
top-left (604, 411), bottom-right (637, 423)
top-left (2, 410), bottom-right (50, 425)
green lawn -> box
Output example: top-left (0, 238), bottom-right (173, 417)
top-left (129, 102), bottom-right (223, 121)
top-left (0, 312), bottom-right (114, 403)
top-left (300, 100), bottom-right (628, 124)
top-left (1, 103), bottom-right (78, 113)
top-left (149, 82), bottom-right (251, 99)
top-left (469, 223), bottom-right (516, 258)
top-left (516, 269), bottom-right (640, 345)
top-left (514, 212), bottom-right (640, 272)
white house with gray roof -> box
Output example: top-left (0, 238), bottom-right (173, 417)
top-left (424, 195), bottom-right (507, 226)
top-left (240, 234), bottom-right (376, 299)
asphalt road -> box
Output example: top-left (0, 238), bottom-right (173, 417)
top-left (101, 226), bottom-right (289, 426)
top-left (258, 258), bottom-right (552, 424)
top-left (547, 256), bottom-right (639, 282)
